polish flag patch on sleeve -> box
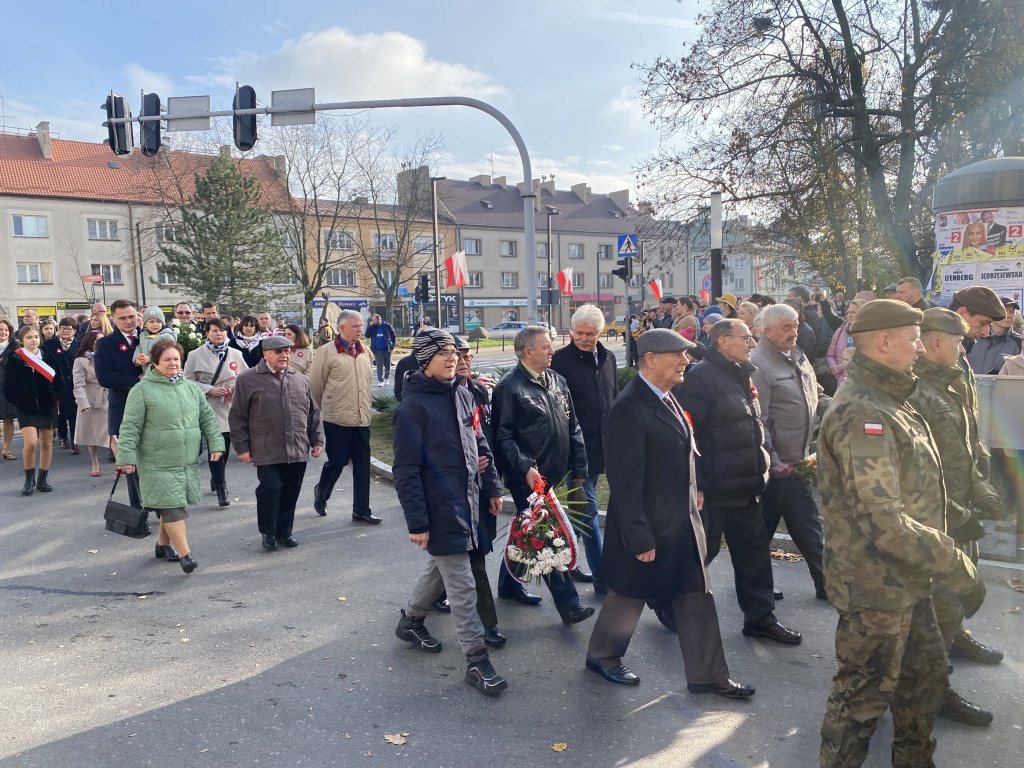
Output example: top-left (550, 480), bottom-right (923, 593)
top-left (864, 423), bottom-right (884, 435)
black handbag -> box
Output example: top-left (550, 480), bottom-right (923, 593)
top-left (103, 472), bottom-right (151, 538)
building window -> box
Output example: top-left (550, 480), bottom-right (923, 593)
top-left (91, 264), bottom-right (123, 285)
top-left (597, 244), bottom-right (613, 260)
top-left (466, 272), bottom-right (482, 288)
top-left (157, 224), bottom-right (176, 243)
top-left (281, 231), bottom-right (297, 248)
top-left (538, 272), bottom-right (549, 288)
top-left (16, 262), bottom-right (52, 283)
top-left (87, 219), bottom-right (119, 240)
top-left (414, 236), bottom-right (434, 253)
top-left (499, 240), bottom-right (516, 257)
top-left (12, 215), bottom-right (48, 238)
top-left (536, 243), bottom-right (548, 260)
top-left (326, 269), bottom-right (355, 287)
top-left (630, 276), bottom-right (642, 288)
top-left (569, 243), bottom-right (584, 259)
top-left (463, 238), bottom-right (481, 255)
top-left (501, 272), bottom-right (518, 288)
top-left (380, 269), bottom-right (397, 288)
top-left (324, 230), bottom-right (355, 250)
top-left (599, 274), bottom-right (612, 288)
top-left (156, 267), bottom-right (181, 285)
top-left (275, 269), bottom-right (300, 286)
top-left (572, 272), bottom-right (584, 289)
top-left (666, 274), bottom-right (674, 289)
top-left (373, 233), bottom-right (397, 251)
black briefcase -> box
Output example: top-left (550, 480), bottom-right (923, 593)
top-left (103, 472), bottom-right (151, 538)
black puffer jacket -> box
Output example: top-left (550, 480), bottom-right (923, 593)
top-left (3, 349), bottom-right (63, 418)
top-left (491, 362), bottom-right (588, 500)
top-left (550, 340), bottom-right (618, 475)
top-left (392, 372), bottom-right (502, 556)
top-left (673, 347), bottom-right (769, 504)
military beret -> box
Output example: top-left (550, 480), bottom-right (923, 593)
top-left (849, 299), bottom-right (923, 334)
top-left (953, 286), bottom-right (1006, 320)
top-left (637, 328), bottom-right (696, 356)
top-left (920, 307), bottom-right (969, 335)
top-left (261, 335), bottom-right (295, 350)
top-left (884, 284), bottom-right (898, 293)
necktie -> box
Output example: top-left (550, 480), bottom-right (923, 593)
top-left (130, 334), bottom-right (139, 350)
top-left (276, 371), bottom-right (283, 380)
top-left (663, 394), bottom-right (685, 425)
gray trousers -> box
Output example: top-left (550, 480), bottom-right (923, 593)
top-left (406, 552), bottom-right (485, 655)
top-left (587, 589), bottom-right (731, 686)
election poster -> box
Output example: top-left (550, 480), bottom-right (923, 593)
top-left (931, 207), bottom-right (1024, 291)
top-left (977, 259), bottom-right (1024, 304)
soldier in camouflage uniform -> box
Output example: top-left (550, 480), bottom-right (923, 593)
top-left (817, 300), bottom-right (986, 768)
top-left (911, 309), bottom-right (1004, 727)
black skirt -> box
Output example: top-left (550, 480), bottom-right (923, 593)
top-left (17, 407), bottom-right (57, 430)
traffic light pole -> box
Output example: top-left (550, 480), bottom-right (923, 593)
top-left (106, 92), bottom-right (542, 324)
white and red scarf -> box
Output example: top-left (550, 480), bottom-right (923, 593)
top-left (16, 348), bottom-right (55, 382)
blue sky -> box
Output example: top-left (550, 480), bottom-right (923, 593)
top-left (0, 0), bottom-right (699, 195)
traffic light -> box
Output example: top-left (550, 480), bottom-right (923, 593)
top-left (612, 257), bottom-right (633, 282)
top-left (414, 274), bottom-right (431, 303)
top-left (103, 93), bottom-right (133, 156)
top-left (233, 85), bottom-right (258, 152)
top-left (140, 92), bottom-right (162, 157)
top-left (787, 263), bottom-right (796, 276)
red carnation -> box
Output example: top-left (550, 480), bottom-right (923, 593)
top-left (531, 538), bottom-right (545, 550)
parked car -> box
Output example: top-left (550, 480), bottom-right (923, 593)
top-left (607, 315), bottom-right (627, 338)
top-left (485, 321), bottom-right (557, 341)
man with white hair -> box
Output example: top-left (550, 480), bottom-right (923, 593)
top-left (308, 310), bottom-right (379, 524)
top-left (750, 304), bottom-right (830, 600)
top-left (551, 304), bottom-right (618, 593)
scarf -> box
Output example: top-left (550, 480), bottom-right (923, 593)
top-left (85, 350), bottom-right (95, 359)
top-left (59, 338), bottom-right (72, 351)
top-left (0, 341), bottom-right (8, 355)
top-left (206, 340), bottom-right (229, 359)
top-left (235, 333), bottom-right (261, 351)
top-left (168, 371), bottom-right (185, 383)
top-left (334, 336), bottom-right (364, 359)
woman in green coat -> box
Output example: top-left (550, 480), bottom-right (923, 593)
top-left (116, 339), bottom-right (225, 574)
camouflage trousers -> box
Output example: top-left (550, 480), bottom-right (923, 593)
top-left (932, 537), bottom-right (980, 646)
top-left (820, 599), bottom-right (948, 768)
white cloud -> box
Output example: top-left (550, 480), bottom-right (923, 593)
top-left (602, 144), bottom-right (622, 151)
top-left (123, 65), bottom-right (176, 100)
top-left (601, 86), bottom-right (655, 135)
top-left (587, 10), bottom-right (697, 30)
top-left (184, 28), bottom-right (506, 104)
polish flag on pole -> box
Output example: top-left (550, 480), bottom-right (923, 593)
top-left (556, 268), bottom-right (574, 296)
top-left (649, 279), bottom-right (663, 301)
top-left (444, 250), bottom-right (467, 288)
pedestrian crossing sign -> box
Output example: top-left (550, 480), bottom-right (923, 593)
top-left (618, 234), bottom-right (638, 257)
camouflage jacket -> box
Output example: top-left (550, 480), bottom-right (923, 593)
top-left (909, 356), bottom-right (1001, 530)
top-left (957, 354), bottom-right (990, 478)
top-left (818, 353), bottom-right (975, 611)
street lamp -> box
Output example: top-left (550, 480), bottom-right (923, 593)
top-left (431, 176), bottom-right (445, 330)
top-left (710, 191), bottom-right (723, 302)
top-left (546, 207), bottom-right (559, 325)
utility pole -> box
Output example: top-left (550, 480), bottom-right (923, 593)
top-left (431, 176), bottom-right (444, 329)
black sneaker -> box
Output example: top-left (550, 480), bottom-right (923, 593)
top-left (465, 647), bottom-right (507, 696)
top-left (395, 610), bottom-right (442, 653)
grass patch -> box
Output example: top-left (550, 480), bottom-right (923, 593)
top-left (369, 411), bottom-right (395, 465)
top-left (394, 337), bottom-right (515, 350)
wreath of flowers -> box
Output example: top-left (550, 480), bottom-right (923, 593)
top-left (503, 475), bottom-right (582, 583)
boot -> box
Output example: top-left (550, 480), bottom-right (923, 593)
top-left (216, 482), bottom-right (230, 508)
top-left (35, 469), bottom-right (52, 492)
top-left (950, 630), bottom-right (1004, 665)
top-left (155, 542), bottom-right (180, 562)
top-left (180, 553), bottom-right (198, 574)
top-left (21, 469), bottom-right (36, 496)
top-left (395, 610), bottom-right (442, 653)
top-left (939, 687), bottom-right (993, 727)
top-left (465, 647), bottom-right (507, 696)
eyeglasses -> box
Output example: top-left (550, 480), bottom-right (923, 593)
top-left (729, 334), bottom-right (755, 342)
top-left (175, 310), bottom-right (192, 316)
top-left (436, 349), bottom-right (458, 360)
top-left (458, 351), bottom-right (474, 359)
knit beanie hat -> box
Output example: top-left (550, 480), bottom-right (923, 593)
top-left (142, 306), bottom-right (166, 325)
top-left (412, 328), bottom-right (455, 370)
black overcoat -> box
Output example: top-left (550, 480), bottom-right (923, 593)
top-left (600, 375), bottom-right (710, 599)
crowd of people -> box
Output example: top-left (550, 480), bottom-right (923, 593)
top-left (2, 280), bottom-right (1015, 763)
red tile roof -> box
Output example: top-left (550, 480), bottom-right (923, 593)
top-left (0, 132), bottom-right (293, 211)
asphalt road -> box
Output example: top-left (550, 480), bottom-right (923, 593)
top-left (1, 442), bottom-right (1022, 767)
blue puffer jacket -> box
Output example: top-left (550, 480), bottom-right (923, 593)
top-left (392, 372), bottom-right (503, 556)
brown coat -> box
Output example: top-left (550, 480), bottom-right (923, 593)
top-left (229, 360), bottom-right (323, 466)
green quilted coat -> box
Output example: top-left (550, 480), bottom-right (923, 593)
top-left (117, 367), bottom-right (225, 509)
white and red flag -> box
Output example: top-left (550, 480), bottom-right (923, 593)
top-left (556, 268), bottom-right (574, 296)
top-left (649, 279), bottom-right (663, 301)
top-left (444, 250), bottom-right (467, 288)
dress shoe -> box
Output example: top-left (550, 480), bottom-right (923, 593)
top-left (742, 621), bottom-right (802, 645)
top-left (498, 588), bottom-right (542, 606)
top-left (279, 535), bottom-right (299, 548)
top-left (70, 444), bottom-right (80, 455)
top-left (465, 647), bottom-right (507, 696)
top-left (593, 581), bottom-right (608, 597)
top-left (431, 597), bottom-right (451, 613)
top-left (484, 626), bottom-right (507, 647)
top-left (950, 630), bottom-right (1003, 665)
top-left (107, 451), bottom-right (116, 463)
top-left (180, 553), bottom-right (198, 574)
top-left (586, 656), bottom-right (639, 686)
top-left (773, 588), bottom-right (784, 600)
top-left (155, 542), bottom-right (180, 562)
top-left (687, 679), bottom-right (756, 698)
top-left (939, 687), bottom-right (993, 726)
top-left (262, 534), bottom-right (278, 551)
top-left (352, 512), bottom-right (382, 525)
top-left (313, 484), bottom-right (327, 516)
top-left (395, 610), bottom-right (442, 653)
top-left (648, 598), bottom-right (677, 632)
top-left (560, 605), bottom-right (595, 625)
top-left (570, 567), bottom-right (594, 583)
top-left (59, 438), bottom-right (70, 450)
top-left (815, 587), bottom-right (829, 601)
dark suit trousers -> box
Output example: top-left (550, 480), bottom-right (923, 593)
top-left (703, 499), bottom-right (776, 627)
top-left (256, 462), bottom-right (307, 539)
top-left (762, 476), bottom-right (825, 593)
top-left (588, 588), bottom-right (730, 686)
top-left (318, 422), bottom-right (371, 514)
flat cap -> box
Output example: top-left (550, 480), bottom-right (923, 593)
top-left (884, 284), bottom-right (898, 293)
top-left (920, 307), bottom-right (969, 335)
top-left (658, 295), bottom-right (677, 305)
top-left (1002, 297), bottom-right (1020, 311)
top-left (849, 299), bottom-right (923, 334)
top-left (637, 328), bottom-right (696, 356)
top-left (953, 286), bottom-right (1006, 320)
top-left (261, 335), bottom-right (295, 350)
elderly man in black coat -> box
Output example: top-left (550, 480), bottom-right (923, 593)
top-left (550, 304), bottom-right (618, 591)
top-left (586, 328), bottom-right (753, 698)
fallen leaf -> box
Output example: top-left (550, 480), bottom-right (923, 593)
top-left (110, 572), bottom-right (117, 575)
top-left (250, 643), bottom-right (255, 647)
top-left (181, 638), bottom-right (190, 643)
top-left (771, 548), bottom-right (804, 562)
top-left (138, 595), bottom-right (147, 600)
top-left (401, 732), bottom-right (409, 737)
top-left (384, 734), bottom-right (407, 745)
top-left (338, 673), bottom-right (347, 679)
top-left (1006, 606), bottom-right (1021, 614)
top-left (346, 734), bottom-right (351, 739)
top-left (367, 751), bottom-right (372, 757)
top-left (1007, 578), bottom-right (1024, 593)
top-left (232, 497), bottom-right (241, 502)
top-left (338, 597), bottom-right (347, 601)
top-left (200, 749), bottom-right (208, 753)
top-left (179, 629), bottom-right (185, 633)
top-left (87, 549), bottom-right (98, 554)
top-left (552, 743), bottom-right (567, 752)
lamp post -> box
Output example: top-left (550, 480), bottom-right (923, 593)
top-left (431, 176), bottom-right (445, 329)
top-left (710, 191), bottom-right (723, 302)
top-left (546, 207), bottom-right (559, 325)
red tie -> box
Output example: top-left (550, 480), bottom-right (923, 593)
top-left (276, 371), bottom-right (283, 379)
